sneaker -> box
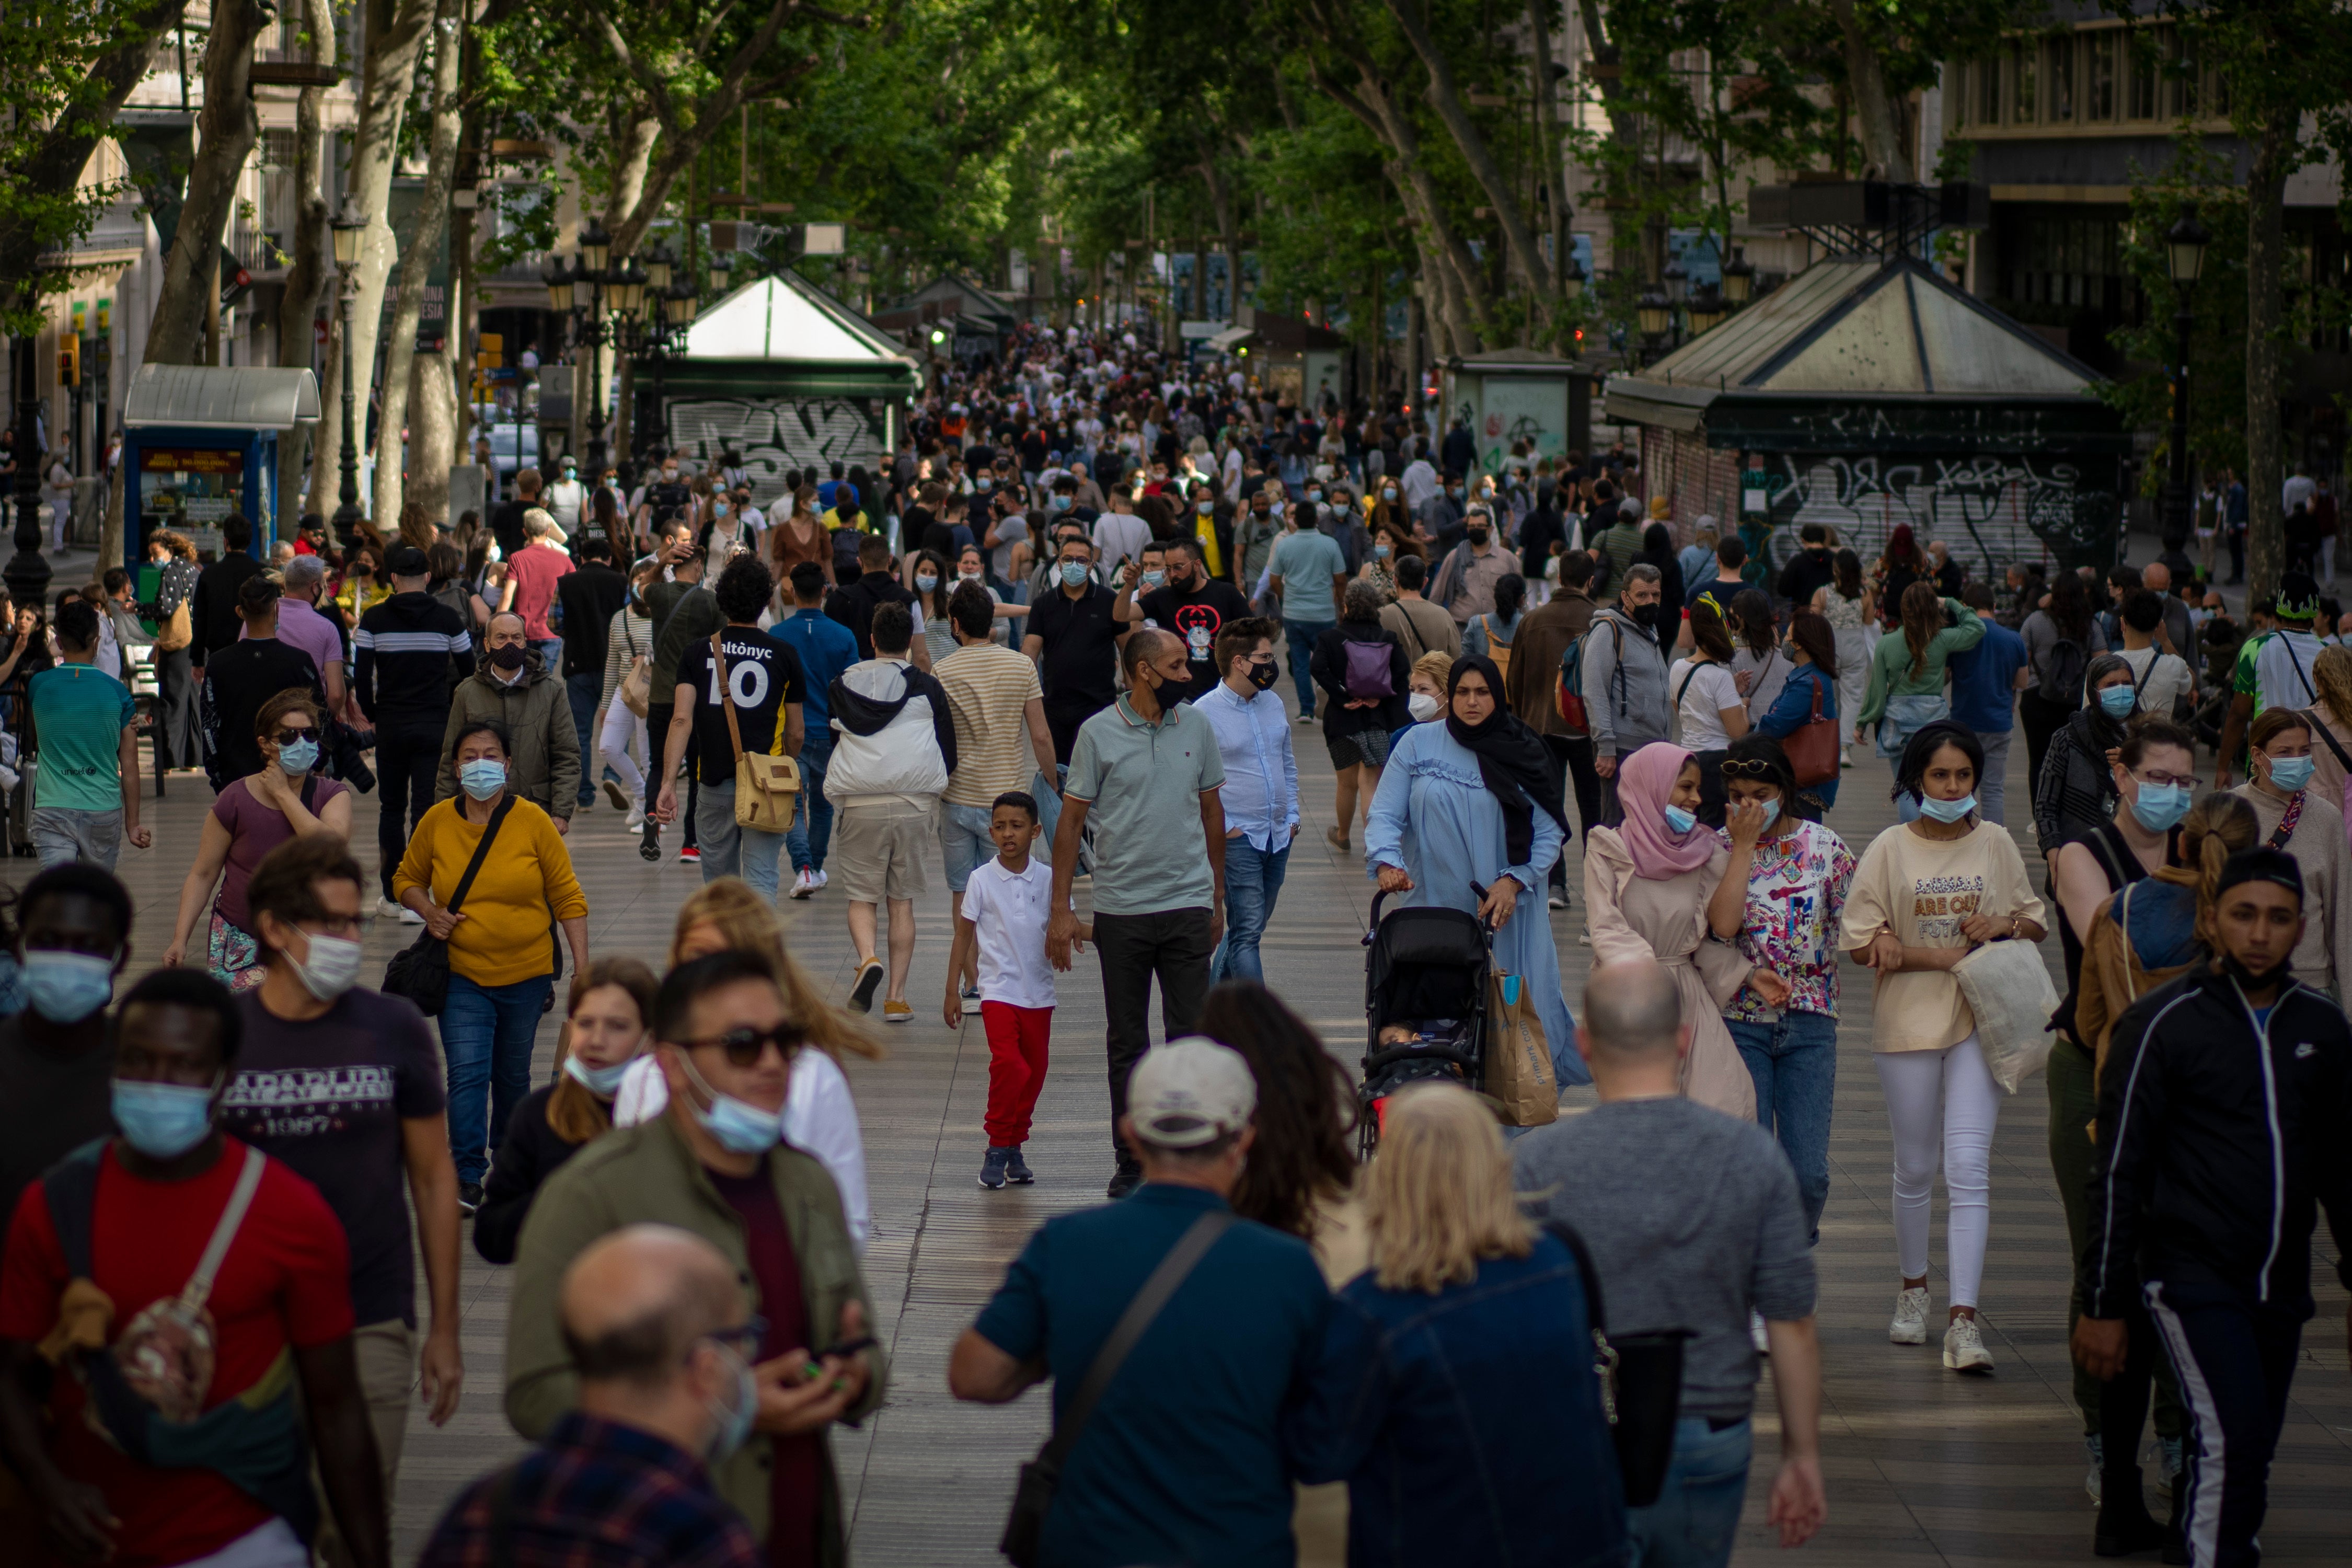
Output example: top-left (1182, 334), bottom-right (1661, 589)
top-left (602, 779), bottom-right (632, 812)
top-left (1840, 747), bottom-right (1854, 769)
top-left (848, 958), bottom-right (884, 1013)
top-left (678, 845), bottom-right (700, 864)
top-left (978, 1147), bottom-right (1010, 1190)
top-left (1750, 1310), bottom-right (1770, 1355)
top-left (2155, 1436), bottom-right (2183, 1500)
top-left (625, 805), bottom-right (645, 830)
top-left (2085, 1433), bottom-right (2105, 1504)
top-left (638, 829), bottom-right (662, 863)
top-left (812, 869), bottom-right (829, 890)
top-left (1296, 711), bottom-right (1315, 724)
top-left (374, 896), bottom-right (403, 920)
top-left (1005, 1146), bottom-right (1034, 1184)
top-left (398, 903), bottom-right (425, 926)
top-left (1105, 1160), bottom-right (1143, 1200)
top-left (1942, 1313), bottom-right (1994, 1373)
top-left (961, 982), bottom-right (982, 1000)
top-left (791, 867), bottom-right (817, 898)
top-left (1889, 1285), bottom-right (1931, 1344)
top-left (1548, 890), bottom-right (1569, 909)
top-left (457, 1182), bottom-right (483, 1217)
top-left (882, 999), bottom-right (914, 1024)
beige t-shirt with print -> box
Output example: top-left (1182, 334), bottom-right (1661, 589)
top-left (1840, 820), bottom-right (2048, 1053)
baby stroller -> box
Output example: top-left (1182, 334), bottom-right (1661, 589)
top-left (1357, 888), bottom-right (1493, 1157)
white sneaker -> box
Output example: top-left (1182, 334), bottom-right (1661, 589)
top-left (398, 903), bottom-right (425, 925)
top-left (1839, 746), bottom-right (1853, 769)
top-left (1890, 1285), bottom-right (1931, 1344)
top-left (791, 867), bottom-right (817, 900)
top-left (374, 896), bottom-right (403, 920)
top-left (812, 869), bottom-right (828, 891)
top-left (625, 804), bottom-right (645, 829)
top-left (1942, 1313), bottom-right (1993, 1373)
top-left (1750, 1309), bottom-right (1770, 1355)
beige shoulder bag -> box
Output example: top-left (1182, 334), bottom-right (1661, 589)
top-left (711, 630), bottom-right (800, 831)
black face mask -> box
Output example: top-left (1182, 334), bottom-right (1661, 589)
top-left (1629, 601), bottom-right (1663, 629)
top-left (2222, 950), bottom-right (2293, 994)
top-left (489, 644), bottom-right (527, 671)
top-left (1246, 659), bottom-right (1277, 690)
top-left (1466, 527), bottom-right (1490, 546)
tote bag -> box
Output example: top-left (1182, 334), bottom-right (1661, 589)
top-left (1953, 938), bottom-right (2059, 1093)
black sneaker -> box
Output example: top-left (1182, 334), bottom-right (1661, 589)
top-left (638, 827), bottom-right (661, 863)
top-left (1005, 1147), bottom-right (1035, 1185)
top-left (1105, 1161), bottom-right (1143, 1200)
top-left (978, 1147), bottom-right (1010, 1190)
top-left (457, 1182), bottom-right (483, 1217)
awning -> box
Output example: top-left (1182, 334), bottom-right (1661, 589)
top-left (122, 365), bottom-right (320, 429)
top-left (1205, 325), bottom-right (1252, 352)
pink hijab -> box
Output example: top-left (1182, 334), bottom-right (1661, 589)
top-left (1615, 742), bottom-right (1715, 880)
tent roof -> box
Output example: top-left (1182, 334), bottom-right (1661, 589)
top-left (123, 365), bottom-right (320, 430)
top-left (1616, 256), bottom-right (2096, 403)
top-left (1449, 347), bottom-right (1582, 374)
top-left (677, 271), bottom-right (918, 372)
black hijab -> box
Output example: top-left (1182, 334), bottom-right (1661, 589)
top-left (1444, 654), bottom-right (1571, 868)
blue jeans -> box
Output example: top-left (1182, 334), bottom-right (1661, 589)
top-left (697, 780), bottom-right (788, 902)
top-left (939, 801), bottom-right (996, 893)
top-left (1283, 619), bottom-right (1332, 719)
top-left (1627, 1416), bottom-right (1753, 1568)
top-left (566, 671), bottom-right (603, 806)
top-left (1211, 838), bottom-right (1290, 982)
top-left (1727, 1010), bottom-right (1837, 1243)
top-left (441, 971), bottom-right (554, 1185)
top-left (787, 728), bottom-right (836, 873)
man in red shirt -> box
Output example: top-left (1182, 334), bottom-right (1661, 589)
top-left (502, 509), bottom-right (577, 670)
top-left (0, 970), bottom-right (388, 1568)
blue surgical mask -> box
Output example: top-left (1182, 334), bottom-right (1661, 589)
top-left (2267, 754), bottom-right (2315, 792)
top-left (564, 1054), bottom-right (635, 1097)
top-left (2097, 685), bottom-right (2138, 719)
top-left (1059, 561), bottom-right (1090, 589)
top-left (1662, 804), bottom-right (1698, 835)
top-left (22, 948), bottom-right (116, 1023)
top-left (1307, 488), bottom-right (1322, 502)
top-left (1757, 798), bottom-right (1782, 829)
top-left (1051, 495), bottom-right (1072, 511)
top-left (705, 1341), bottom-right (758, 1460)
top-left (678, 1052), bottom-right (782, 1155)
top-left (276, 737), bottom-right (320, 774)
top-left (915, 573), bottom-right (939, 592)
top-left (459, 759), bottom-right (507, 800)
top-left (1140, 570), bottom-right (1165, 590)
top-left (111, 1076), bottom-right (218, 1159)
top-left (2130, 779), bottom-right (2193, 833)
top-left (1918, 792), bottom-right (1978, 823)
top-left (1374, 543), bottom-right (1391, 559)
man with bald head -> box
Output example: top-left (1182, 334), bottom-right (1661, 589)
top-left (2140, 560), bottom-right (2199, 678)
top-left (1048, 625), bottom-right (1229, 1198)
top-left (1514, 960), bottom-right (1827, 1566)
top-left (422, 1225), bottom-right (764, 1566)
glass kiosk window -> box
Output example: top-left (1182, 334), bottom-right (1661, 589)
top-left (141, 447), bottom-right (240, 562)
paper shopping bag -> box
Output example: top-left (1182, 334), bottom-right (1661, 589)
top-left (1484, 972), bottom-right (1559, 1126)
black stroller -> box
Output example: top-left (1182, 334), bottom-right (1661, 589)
top-left (1357, 888), bottom-right (1494, 1157)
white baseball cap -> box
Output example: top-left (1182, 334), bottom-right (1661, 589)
top-left (1126, 1037), bottom-right (1256, 1149)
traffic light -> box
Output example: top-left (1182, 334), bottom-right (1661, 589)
top-left (57, 336), bottom-right (78, 387)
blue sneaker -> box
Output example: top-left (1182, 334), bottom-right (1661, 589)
top-left (1004, 1147), bottom-right (1034, 1185)
top-left (978, 1147), bottom-right (1010, 1190)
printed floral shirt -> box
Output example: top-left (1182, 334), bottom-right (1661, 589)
top-left (1717, 818), bottom-right (1857, 1021)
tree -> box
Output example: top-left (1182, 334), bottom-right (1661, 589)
top-left (372, 0), bottom-right (467, 523)
top-left (276, 0), bottom-right (339, 516)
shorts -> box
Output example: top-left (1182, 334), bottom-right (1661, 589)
top-left (1324, 725), bottom-right (1393, 773)
top-left (939, 800), bottom-right (997, 893)
top-left (833, 799), bottom-right (933, 903)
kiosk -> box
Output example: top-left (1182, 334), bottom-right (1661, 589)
top-left (120, 364), bottom-right (321, 566)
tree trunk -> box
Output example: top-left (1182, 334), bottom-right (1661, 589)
top-left (2244, 112), bottom-right (2291, 606)
top-left (372, 0), bottom-right (464, 525)
top-left (275, 0), bottom-right (337, 518)
top-left (342, 0), bottom-right (438, 503)
top-left (144, 0), bottom-right (264, 365)
top-left (409, 349), bottom-right (456, 520)
top-left (1383, 0), bottom-right (1553, 332)
top-left (1828, 0), bottom-right (1914, 182)
top-left (312, 301), bottom-right (346, 522)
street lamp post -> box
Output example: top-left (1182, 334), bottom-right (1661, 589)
top-left (330, 204), bottom-right (368, 549)
top-left (1636, 285), bottom-right (1672, 368)
top-left (8, 326), bottom-right (51, 613)
top-left (1662, 258), bottom-right (1689, 348)
top-left (2163, 204), bottom-right (2210, 547)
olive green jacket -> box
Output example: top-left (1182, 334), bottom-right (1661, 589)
top-left (505, 1113), bottom-right (885, 1564)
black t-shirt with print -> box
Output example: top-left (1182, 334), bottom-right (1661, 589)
top-left (1136, 579), bottom-right (1250, 706)
top-left (675, 626), bottom-right (809, 786)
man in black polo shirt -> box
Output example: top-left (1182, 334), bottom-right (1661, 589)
top-left (1023, 532), bottom-right (1124, 764)
top-left (556, 534), bottom-right (629, 812)
top-left (1119, 537), bottom-right (1247, 707)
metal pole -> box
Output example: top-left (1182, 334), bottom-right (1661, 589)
top-left (332, 268), bottom-right (365, 546)
top-left (2165, 294), bottom-right (2194, 545)
top-left (7, 335), bottom-right (53, 610)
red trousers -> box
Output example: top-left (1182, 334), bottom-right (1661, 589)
top-left (982, 1001), bottom-right (1052, 1146)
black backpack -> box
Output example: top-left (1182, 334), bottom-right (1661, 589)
top-left (2036, 633), bottom-right (2086, 707)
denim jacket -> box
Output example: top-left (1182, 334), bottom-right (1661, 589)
top-left (1284, 1233), bottom-right (1629, 1567)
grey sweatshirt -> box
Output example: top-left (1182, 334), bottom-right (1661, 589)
top-left (1579, 605), bottom-right (1671, 761)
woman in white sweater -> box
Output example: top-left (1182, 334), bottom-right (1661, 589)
top-left (596, 561), bottom-right (657, 826)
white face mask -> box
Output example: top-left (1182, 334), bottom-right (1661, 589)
top-left (1408, 691), bottom-right (1442, 723)
top-left (287, 931), bottom-right (364, 1001)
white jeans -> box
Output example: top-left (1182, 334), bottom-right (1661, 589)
top-left (1873, 1033), bottom-right (2000, 1308)
top-left (598, 691), bottom-right (649, 797)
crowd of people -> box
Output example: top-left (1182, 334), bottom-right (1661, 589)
top-left (0, 322), bottom-right (2344, 1568)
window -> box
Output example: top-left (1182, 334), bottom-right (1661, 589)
top-left (2171, 37), bottom-right (2199, 117)
top-left (2048, 34), bottom-right (2076, 123)
top-left (2088, 32), bottom-right (2117, 121)
top-left (1979, 54), bottom-right (2003, 125)
top-left (2128, 29), bottom-right (2163, 120)
top-left (2012, 41), bottom-right (2038, 124)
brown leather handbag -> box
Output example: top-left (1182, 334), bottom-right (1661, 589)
top-left (1783, 672), bottom-right (1841, 787)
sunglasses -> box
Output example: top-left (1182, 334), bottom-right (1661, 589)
top-left (271, 727), bottom-right (318, 746)
top-left (700, 1316), bottom-right (768, 1356)
top-left (1719, 756), bottom-right (1779, 778)
top-left (677, 1023), bottom-right (808, 1067)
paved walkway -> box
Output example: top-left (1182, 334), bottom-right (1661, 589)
top-left (51, 668), bottom-right (2352, 1565)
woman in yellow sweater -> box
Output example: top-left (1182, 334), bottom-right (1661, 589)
top-left (395, 716), bottom-right (590, 1212)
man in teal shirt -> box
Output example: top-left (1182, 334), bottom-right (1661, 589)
top-left (28, 598), bottom-right (148, 869)
top-left (1266, 504), bottom-right (1348, 723)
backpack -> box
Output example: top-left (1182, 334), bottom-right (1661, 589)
top-left (1473, 614), bottom-right (1514, 688)
top-left (2036, 631), bottom-right (2087, 707)
top-left (1558, 618), bottom-right (1624, 734)
top-left (1343, 638), bottom-right (1396, 701)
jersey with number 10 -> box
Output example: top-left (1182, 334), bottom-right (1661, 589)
top-left (676, 628), bottom-right (809, 787)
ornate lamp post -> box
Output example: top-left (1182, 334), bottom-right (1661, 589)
top-left (1662, 258), bottom-right (1689, 347)
top-left (1721, 246), bottom-right (1755, 307)
top-left (329, 204), bottom-right (368, 548)
top-left (1687, 284), bottom-right (1726, 336)
top-left (2163, 204), bottom-right (2210, 547)
top-left (547, 221), bottom-right (622, 472)
top-left (8, 308), bottom-right (51, 611)
top-left (1636, 285), bottom-right (1672, 367)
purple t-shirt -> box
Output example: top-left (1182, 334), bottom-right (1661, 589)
top-left (243, 596), bottom-right (344, 686)
top-left (210, 775), bottom-right (350, 931)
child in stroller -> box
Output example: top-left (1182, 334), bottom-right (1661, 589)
top-left (1359, 891), bottom-right (1492, 1154)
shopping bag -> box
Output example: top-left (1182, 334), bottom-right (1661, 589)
top-left (1483, 972), bottom-right (1559, 1126)
top-left (1953, 938), bottom-right (2058, 1093)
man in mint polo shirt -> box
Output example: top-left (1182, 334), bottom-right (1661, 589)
top-left (29, 598), bottom-right (149, 869)
top-left (1047, 628), bottom-right (1228, 1199)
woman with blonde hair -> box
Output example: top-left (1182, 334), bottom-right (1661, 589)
top-left (1287, 1084), bottom-right (1626, 1565)
top-left (472, 956), bottom-right (659, 1264)
top-left (2300, 641), bottom-right (2352, 815)
top-left (612, 877), bottom-right (879, 1250)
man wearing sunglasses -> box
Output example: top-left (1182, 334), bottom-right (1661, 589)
top-left (506, 951), bottom-right (883, 1566)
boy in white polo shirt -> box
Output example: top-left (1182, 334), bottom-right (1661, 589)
top-left (946, 790), bottom-right (1087, 1189)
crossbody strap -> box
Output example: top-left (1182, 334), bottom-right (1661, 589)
top-left (178, 1144), bottom-right (267, 1316)
top-left (446, 796), bottom-right (515, 917)
top-left (1043, 1209), bottom-right (1233, 1472)
top-left (712, 630), bottom-right (747, 764)
top-left (2304, 707), bottom-right (2352, 776)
